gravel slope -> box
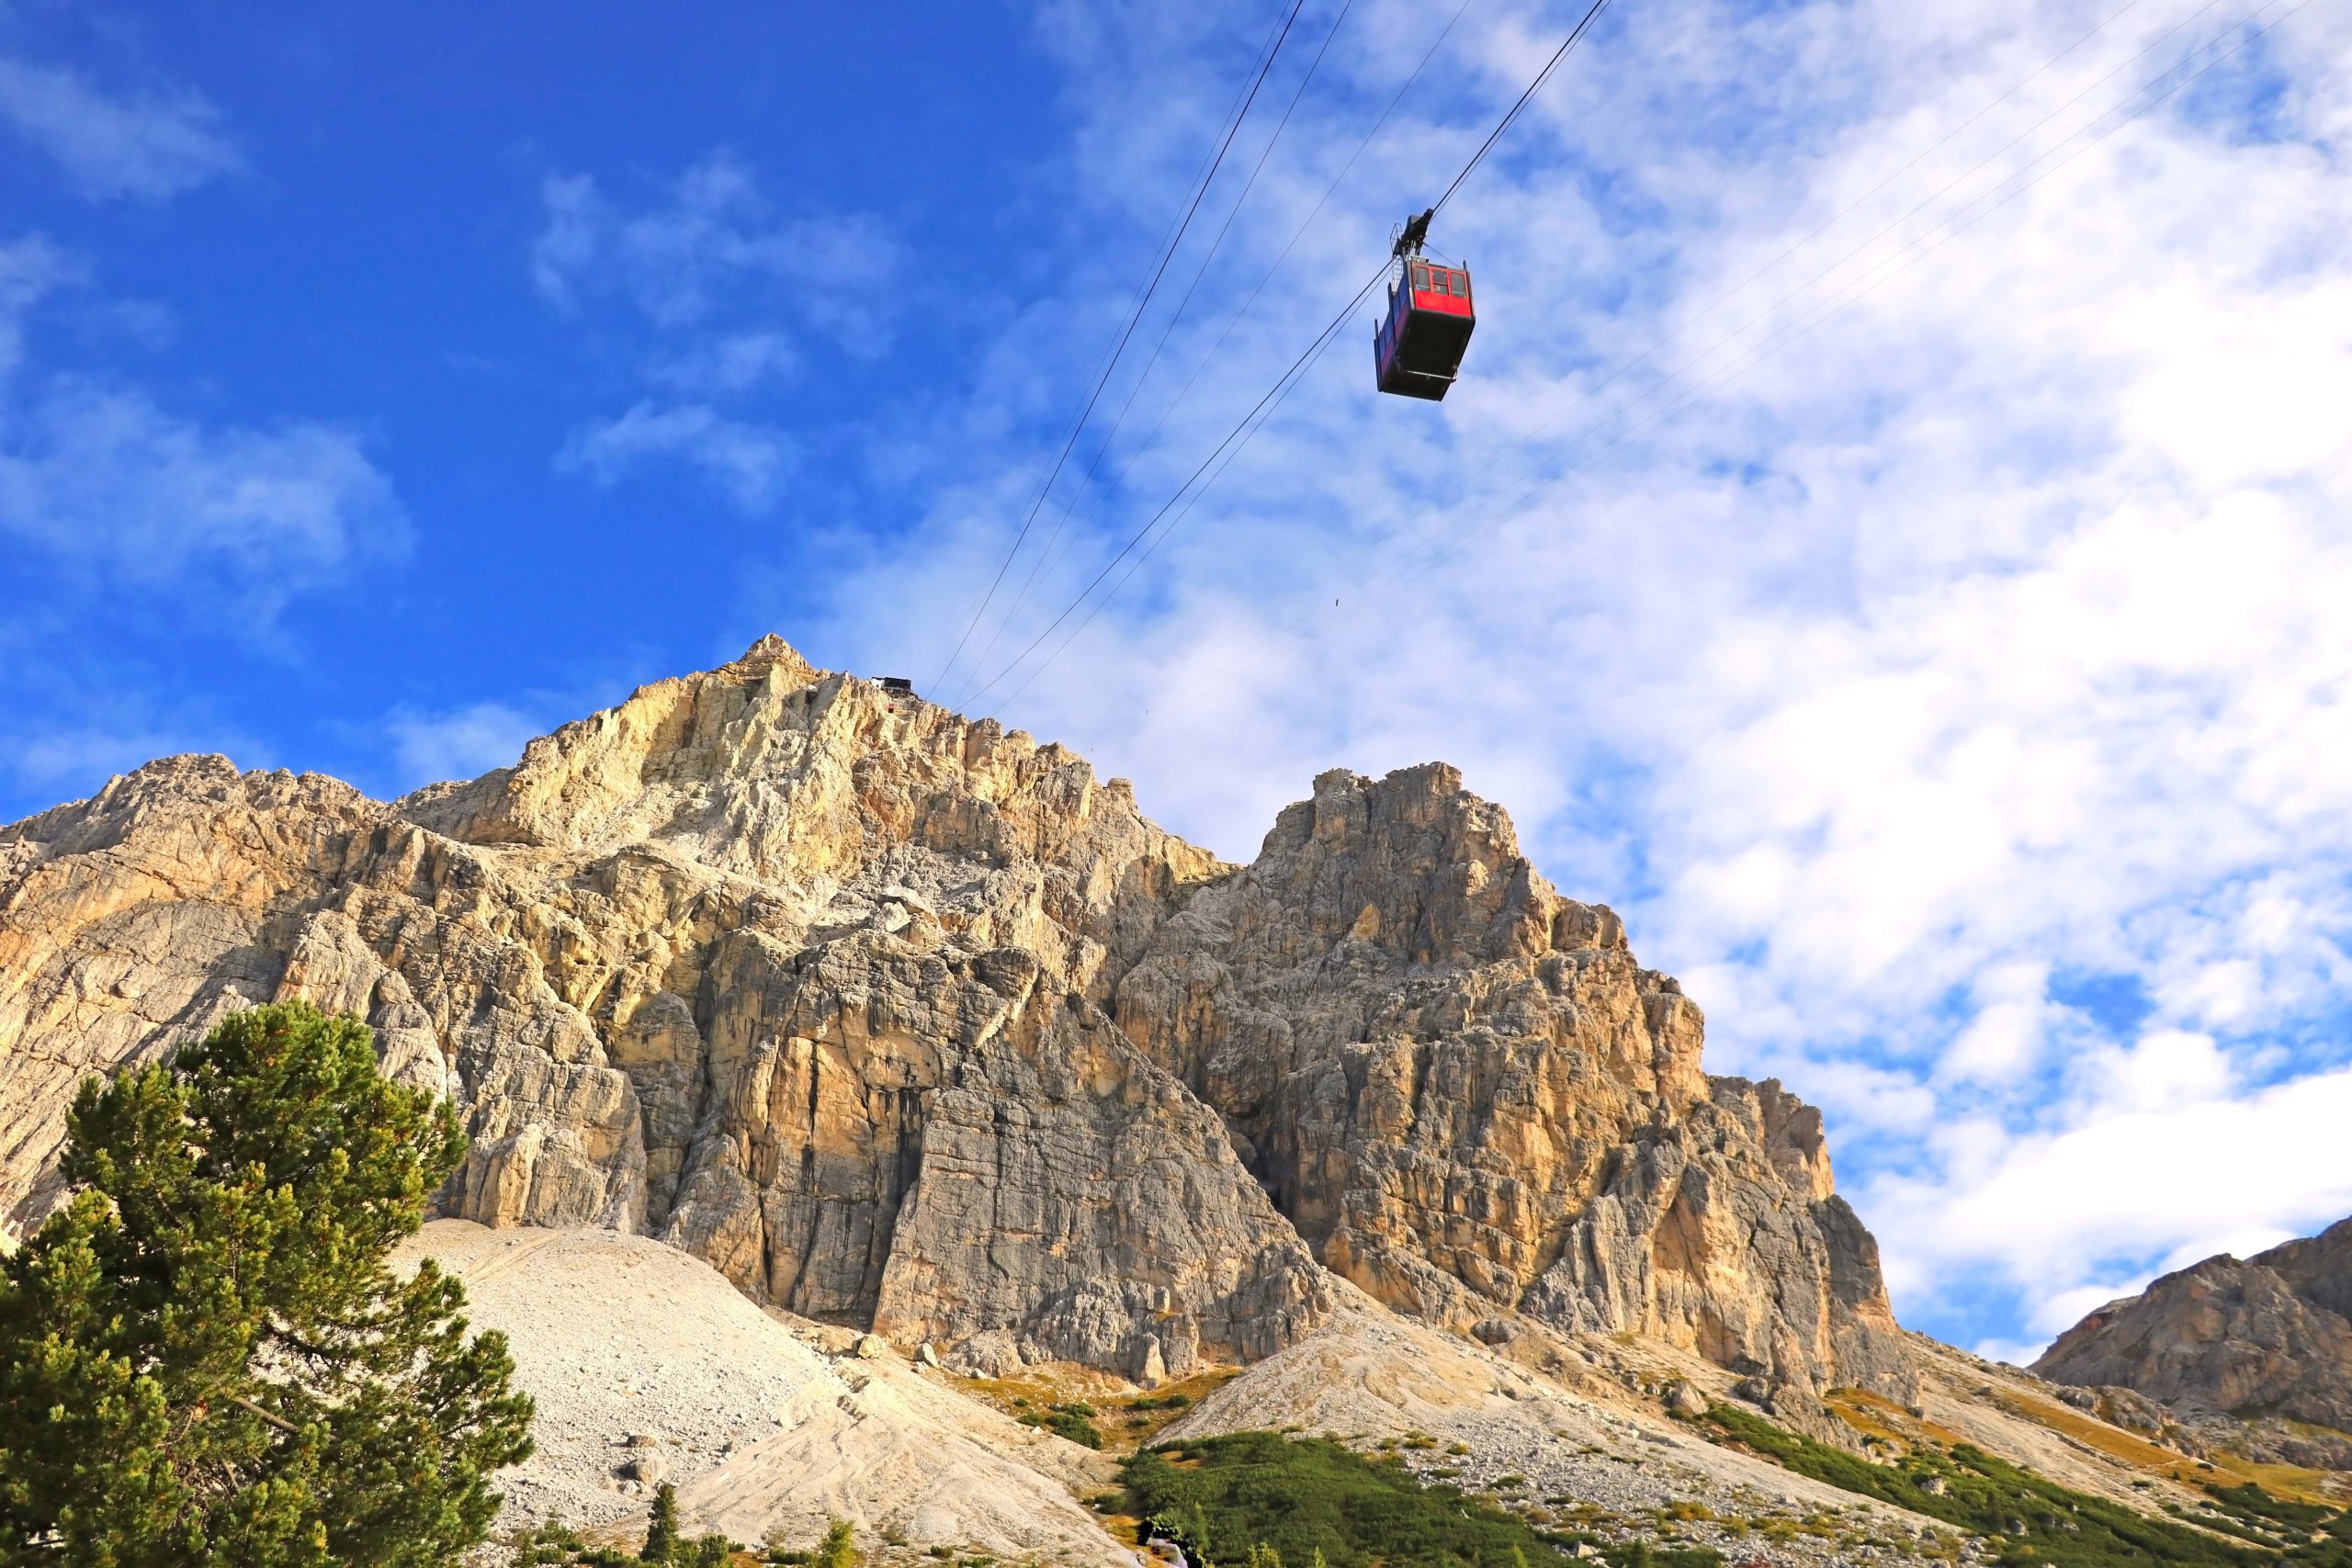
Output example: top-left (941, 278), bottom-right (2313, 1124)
top-left (404, 1221), bottom-right (1126, 1563)
top-left (1168, 1292), bottom-right (1960, 1566)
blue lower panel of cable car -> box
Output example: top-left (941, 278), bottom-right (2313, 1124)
top-left (1374, 261), bottom-right (1476, 400)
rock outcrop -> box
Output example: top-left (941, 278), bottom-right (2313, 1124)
top-left (1115, 763), bottom-right (1909, 1396)
top-left (2035, 1216), bottom-right (2352, 1436)
top-left (0, 636), bottom-right (1905, 1395)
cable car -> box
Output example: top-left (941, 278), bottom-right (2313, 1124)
top-left (1374, 209), bottom-right (1476, 400)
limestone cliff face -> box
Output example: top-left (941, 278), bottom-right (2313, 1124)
top-left (0, 637), bottom-right (1904, 1393)
top-left (2036, 1217), bottom-right (2352, 1429)
top-left (1114, 764), bottom-right (1908, 1396)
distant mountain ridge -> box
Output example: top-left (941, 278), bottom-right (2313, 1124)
top-left (2036, 1215), bottom-right (2352, 1459)
top-left (0, 634), bottom-right (1905, 1398)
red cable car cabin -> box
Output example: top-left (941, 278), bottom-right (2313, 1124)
top-left (1374, 257), bottom-right (1476, 400)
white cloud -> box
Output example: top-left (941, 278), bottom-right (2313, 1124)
top-left (2075, 1029), bottom-right (2233, 1116)
top-left (1860, 1061), bottom-right (2352, 1338)
top-left (384, 701), bottom-right (540, 787)
top-left (529, 151), bottom-right (900, 341)
top-left (0, 378), bottom-right (405, 606)
top-left (748, 0), bottom-right (2352, 1352)
top-left (0, 56), bottom-right (239, 201)
top-left (649, 331), bottom-right (797, 396)
top-left (528, 172), bottom-right (599, 315)
top-left (0, 234), bottom-right (83, 379)
top-left (531, 151), bottom-right (896, 509)
top-left (557, 400), bottom-right (796, 514)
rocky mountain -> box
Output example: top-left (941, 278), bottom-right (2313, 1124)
top-left (0, 636), bottom-right (1907, 1401)
top-left (2035, 1215), bottom-right (2352, 1452)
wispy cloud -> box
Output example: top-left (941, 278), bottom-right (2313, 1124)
top-left (10, 720), bottom-right (235, 792)
top-left (0, 376), bottom-right (406, 611)
top-left (0, 234), bottom-right (85, 380)
top-left (384, 700), bottom-right (542, 787)
top-left (530, 151), bottom-right (901, 335)
top-left (556, 399), bottom-right (796, 513)
top-left (0, 630), bottom-right (269, 804)
top-left (0, 238), bottom-right (395, 610)
top-left (0, 57), bottom-right (239, 202)
top-left (529, 150), bottom-right (897, 513)
top-left (648, 330), bottom-right (797, 396)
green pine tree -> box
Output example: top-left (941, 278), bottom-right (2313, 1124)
top-left (1184, 1505), bottom-right (1215, 1566)
top-left (643, 1483), bottom-right (682, 1562)
top-left (0, 1001), bottom-right (535, 1567)
top-left (812, 1517), bottom-right (858, 1568)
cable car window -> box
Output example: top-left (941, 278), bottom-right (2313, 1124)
top-left (1451, 271), bottom-right (1470, 297)
top-left (1411, 264), bottom-right (1430, 290)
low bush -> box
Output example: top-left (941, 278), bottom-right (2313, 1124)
top-left (1019, 1402), bottom-right (1105, 1449)
top-left (1700, 1404), bottom-right (2332, 1567)
top-left (1128, 1393), bottom-right (1195, 1412)
top-left (1121, 1432), bottom-right (1577, 1568)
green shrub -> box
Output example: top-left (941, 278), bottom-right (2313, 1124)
top-left (1129, 1393), bottom-right (1195, 1412)
top-left (1599, 1547), bottom-right (1722, 1568)
top-left (814, 1518), bottom-right (858, 1568)
top-left (1122, 1432), bottom-right (1577, 1568)
top-left (1019, 1403), bottom-right (1105, 1449)
top-left (1701, 1404), bottom-right (2312, 1567)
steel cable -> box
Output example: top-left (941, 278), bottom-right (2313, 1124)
top-left (931, 0), bottom-right (1311, 695)
top-left (960, 0), bottom-right (1617, 703)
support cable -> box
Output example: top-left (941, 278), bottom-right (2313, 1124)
top-left (961, 0), bottom-right (1617, 703)
top-left (930, 0), bottom-right (1310, 695)
top-left (985, 0), bottom-right (1477, 668)
top-left (956, 0), bottom-right (1362, 703)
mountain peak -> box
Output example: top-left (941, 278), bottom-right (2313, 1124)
top-left (718, 631), bottom-right (820, 682)
top-left (0, 640), bottom-right (1907, 1404)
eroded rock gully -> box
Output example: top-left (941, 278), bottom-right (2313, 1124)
top-left (0, 636), bottom-right (1908, 1396)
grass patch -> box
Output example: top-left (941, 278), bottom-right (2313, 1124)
top-left (1974, 1385), bottom-right (2340, 1506)
top-left (1120, 1432), bottom-right (1719, 1568)
top-left (1019, 1402), bottom-right (1104, 1450)
top-left (2198, 1482), bottom-right (2352, 1563)
top-left (1702, 1404), bottom-right (2352, 1567)
top-left (967, 1366), bottom-right (1237, 1456)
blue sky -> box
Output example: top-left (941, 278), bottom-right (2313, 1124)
top-left (5, 0), bottom-right (2351, 1360)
